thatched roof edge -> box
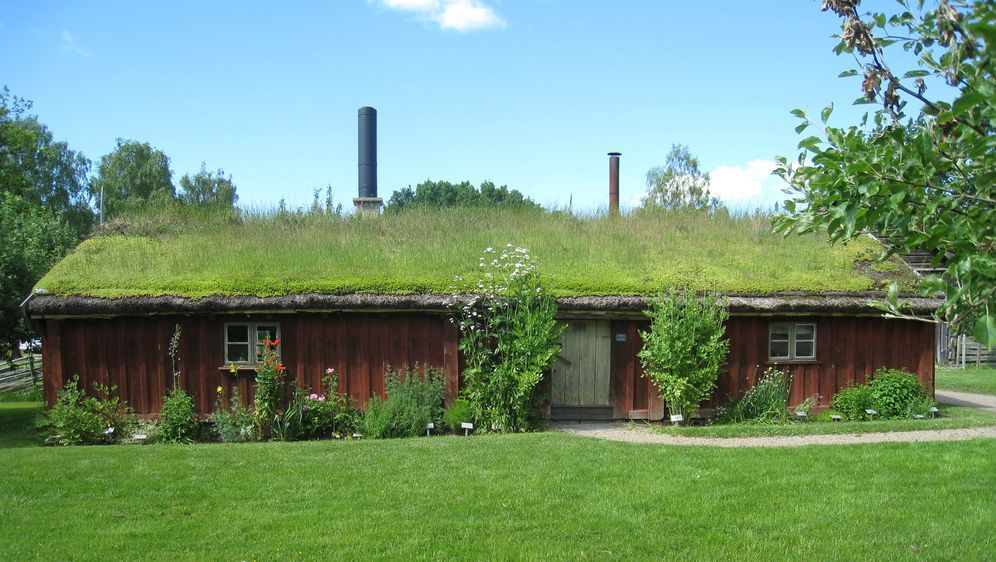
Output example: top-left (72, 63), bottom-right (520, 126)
top-left (26, 292), bottom-right (942, 317)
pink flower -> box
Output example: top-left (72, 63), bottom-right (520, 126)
top-left (309, 393), bottom-right (319, 400)
top-left (318, 395), bottom-right (326, 401)
top-left (325, 368), bottom-right (335, 375)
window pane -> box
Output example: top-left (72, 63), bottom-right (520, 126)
top-left (795, 324), bottom-right (815, 341)
top-left (227, 343), bottom-right (250, 363)
top-left (227, 324), bottom-right (249, 343)
top-left (256, 325), bottom-right (278, 344)
top-left (795, 341), bottom-right (815, 358)
top-left (769, 325), bottom-right (790, 341)
top-left (770, 341), bottom-right (790, 358)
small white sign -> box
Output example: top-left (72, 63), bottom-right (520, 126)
top-left (930, 406), bottom-right (940, 413)
top-left (670, 414), bottom-right (684, 423)
top-left (352, 433), bottom-right (364, 439)
top-left (426, 422), bottom-right (435, 430)
top-left (830, 414), bottom-right (842, 422)
top-left (133, 434), bottom-right (147, 440)
top-left (460, 422), bottom-right (474, 430)
top-left (795, 411), bottom-right (808, 418)
top-left (913, 414), bottom-right (926, 419)
top-left (104, 427), bottom-right (115, 435)
top-left (864, 409), bottom-right (878, 416)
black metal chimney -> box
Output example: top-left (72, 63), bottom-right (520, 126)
top-left (355, 106), bottom-right (383, 215)
top-left (358, 107), bottom-right (377, 198)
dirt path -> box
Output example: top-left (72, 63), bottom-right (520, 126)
top-left (555, 422), bottom-right (996, 448)
top-left (935, 389), bottom-right (996, 412)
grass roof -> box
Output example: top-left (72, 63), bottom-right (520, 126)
top-left (35, 208), bottom-right (916, 299)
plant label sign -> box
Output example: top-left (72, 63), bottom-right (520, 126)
top-left (615, 333), bottom-right (628, 342)
top-left (461, 422), bottom-right (474, 430)
top-left (426, 422), bottom-right (434, 430)
top-left (670, 414), bottom-right (684, 423)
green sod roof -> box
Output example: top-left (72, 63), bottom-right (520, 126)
top-left (35, 208), bottom-right (916, 299)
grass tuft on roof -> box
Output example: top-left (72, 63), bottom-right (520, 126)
top-left (35, 207), bottom-right (916, 299)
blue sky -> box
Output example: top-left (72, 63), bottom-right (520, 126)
top-left (1, 1), bottom-right (887, 212)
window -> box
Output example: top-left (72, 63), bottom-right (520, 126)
top-left (225, 322), bottom-right (280, 365)
top-left (768, 322), bottom-right (816, 361)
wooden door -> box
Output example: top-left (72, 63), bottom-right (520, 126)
top-left (551, 320), bottom-right (612, 409)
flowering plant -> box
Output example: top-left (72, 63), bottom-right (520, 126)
top-left (452, 244), bottom-right (563, 432)
top-left (253, 338), bottom-right (285, 438)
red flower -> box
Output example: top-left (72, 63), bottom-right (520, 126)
top-left (271, 339), bottom-right (280, 347)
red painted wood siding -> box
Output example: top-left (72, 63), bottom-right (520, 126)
top-left (41, 313), bottom-right (933, 418)
top-left (610, 316), bottom-right (934, 417)
top-left (41, 313), bottom-right (459, 415)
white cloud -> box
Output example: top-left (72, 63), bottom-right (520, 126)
top-left (371, 0), bottom-right (505, 32)
top-left (435, 0), bottom-right (505, 32)
top-left (60, 30), bottom-right (90, 57)
top-left (707, 159), bottom-right (777, 201)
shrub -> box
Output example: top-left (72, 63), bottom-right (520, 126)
top-left (443, 398), bottom-right (473, 433)
top-left (867, 368), bottom-right (930, 418)
top-left (35, 375), bottom-right (136, 445)
top-left (455, 245), bottom-right (563, 433)
top-left (159, 387), bottom-right (198, 443)
top-left (832, 384), bottom-right (874, 421)
top-left (212, 387), bottom-right (255, 443)
top-left (720, 367), bottom-right (791, 424)
top-left (301, 371), bottom-right (359, 439)
top-left (638, 290), bottom-right (730, 420)
top-left (363, 365), bottom-right (444, 439)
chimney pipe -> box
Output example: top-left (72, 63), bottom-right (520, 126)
top-left (355, 106), bottom-right (383, 216)
top-left (608, 151), bottom-right (621, 212)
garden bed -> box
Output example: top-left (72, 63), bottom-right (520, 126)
top-left (650, 406), bottom-right (996, 438)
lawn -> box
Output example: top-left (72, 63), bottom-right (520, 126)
top-left (1, 402), bottom-right (994, 560)
top-left (650, 406), bottom-right (996, 438)
top-left (35, 207), bottom-right (914, 298)
top-left (936, 366), bottom-right (996, 395)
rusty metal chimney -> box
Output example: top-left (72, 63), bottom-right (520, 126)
top-left (354, 106), bottom-right (383, 216)
top-left (608, 151), bottom-right (621, 212)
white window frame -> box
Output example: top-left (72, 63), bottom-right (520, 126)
top-left (224, 322), bottom-right (281, 366)
top-left (768, 322), bottom-right (817, 361)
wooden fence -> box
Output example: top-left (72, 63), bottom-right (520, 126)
top-left (937, 324), bottom-right (994, 367)
top-left (0, 354), bottom-right (43, 393)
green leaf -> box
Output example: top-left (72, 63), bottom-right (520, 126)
top-left (821, 103), bottom-right (834, 124)
top-left (902, 70), bottom-right (930, 78)
top-left (952, 92), bottom-right (984, 116)
top-left (838, 69), bottom-right (859, 77)
top-left (798, 136), bottom-right (822, 152)
top-left (794, 122), bottom-right (809, 134)
top-left (790, 109), bottom-right (806, 119)
top-left (974, 315), bottom-right (996, 348)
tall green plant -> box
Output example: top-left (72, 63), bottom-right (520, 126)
top-left (254, 337), bottom-right (285, 439)
top-left (638, 290), bottom-right (730, 420)
top-left (454, 245), bottom-right (564, 432)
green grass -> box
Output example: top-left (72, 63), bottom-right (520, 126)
top-left (650, 406), bottom-right (996, 438)
top-left (2, 403), bottom-right (994, 559)
top-left (937, 366), bottom-right (996, 395)
top-left (36, 208), bottom-right (915, 298)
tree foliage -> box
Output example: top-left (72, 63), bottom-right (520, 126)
top-left (178, 163), bottom-right (238, 208)
top-left (0, 87), bottom-right (93, 236)
top-left (386, 179), bottom-right (541, 212)
top-left (774, 0), bottom-right (995, 345)
top-left (643, 144), bottom-right (719, 210)
top-left (0, 193), bottom-right (77, 358)
top-left (90, 139), bottom-right (176, 219)
top-left (638, 290), bottom-right (730, 420)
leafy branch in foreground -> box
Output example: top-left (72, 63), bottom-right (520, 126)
top-left (774, 0), bottom-right (995, 345)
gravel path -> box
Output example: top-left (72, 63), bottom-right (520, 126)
top-left (555, 422), bottom-right (996, 448)
top-left (935, 389), bottom-right (996, 412)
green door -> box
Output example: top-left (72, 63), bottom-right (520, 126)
top-left (551, 320), bottom-right (612, 408)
